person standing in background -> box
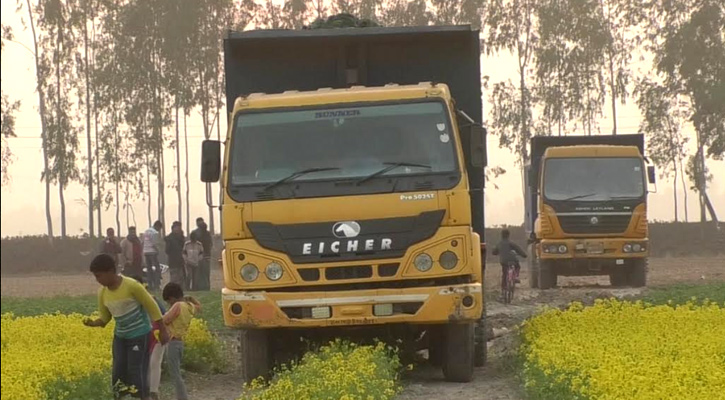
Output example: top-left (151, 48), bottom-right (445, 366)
top-left (100, 227), bottom-right (122, 267)
top-left (120, 227), bottom-right (144, 278)
top-left (165, 221), bottom-right (186, 287)
top-left (192, 218), bottom-right (212, 291)
top-left (182, 232), bottom-right (204, 291)
top-left (143, 221), bottom-right (164, 290)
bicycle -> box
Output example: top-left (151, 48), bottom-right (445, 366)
top-left (502, 259), bottom-right (518, 304)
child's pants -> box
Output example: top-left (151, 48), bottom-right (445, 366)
top-left (112, 334), bottom-right (149, 399)
top-left (148, 343), bottom-right (166, 394)
top-left (166, 339), bottom-right (188, 400)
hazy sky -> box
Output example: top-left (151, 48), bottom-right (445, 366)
top-left (2, 3), bottom-right (724, 237)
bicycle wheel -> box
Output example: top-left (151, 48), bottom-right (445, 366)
top-left (504, 266), bottom-right (515, 304)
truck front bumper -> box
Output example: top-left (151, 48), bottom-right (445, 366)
top-left (539, 238), bottom-right (648, 260)
top-left (221, 283), bottom-right (482, 329)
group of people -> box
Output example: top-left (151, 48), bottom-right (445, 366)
top-left (99, 218), bottom-right (213, 292)
top-left (85, 253), bottom-right (200, 400)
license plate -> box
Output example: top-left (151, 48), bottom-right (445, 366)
top-left (587, 243), bottom-right (604, 254)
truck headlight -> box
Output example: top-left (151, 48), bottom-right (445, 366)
top-left (241, 264), bottom-right (259, 282)
top-left (632, 243), bottom-right (642, 252)
top-left (623, 244), bottom-right (633, 253)
top-left (558, 245), bottom-right (568, 254)
top-left (414, 253), bottom-right (433, 272)
top-left (439, 251), bottom-right (458, 270)
top-left (265, 262), bottom-right (284, 281)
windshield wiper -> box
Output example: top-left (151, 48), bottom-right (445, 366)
top-left (559, 193), bottom-right (598, 201)
top-left (356, 162), bottom-right (432, 186)
top-left (263, 167), bottom-right (340, 191)
top-left (609, 195), bottom-right (641, 200)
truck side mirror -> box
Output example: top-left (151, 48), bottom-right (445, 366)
top-left (647, 166), bottom-right (656, 184)
top-left (201, 140), bottom-right (222, 183)
top-left (469, 125), bottom-right (486, 168)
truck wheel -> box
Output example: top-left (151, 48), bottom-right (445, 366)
top-left (474, 317), bottom-right (488, 367)
top-left (609, 270), bottom-right (628, 287)
top-left (628, 259), bottom-right (647, 287)
top-left (442, 322), bottom-right (475, 382)
top-left (239, 329), bottom-right (271, 383)
top-left (529, 254), bottom-right (540, 289)
top-left (538, 260), bottom-right (556, 290)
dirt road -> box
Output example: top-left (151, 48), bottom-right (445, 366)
top-left (2, 256), bottom-right (722, 399)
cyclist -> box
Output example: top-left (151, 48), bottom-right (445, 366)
top-left (492, 229), bottom-right (528, 292)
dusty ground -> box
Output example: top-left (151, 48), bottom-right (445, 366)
top-left (2, 256), bottom-right (723, 399)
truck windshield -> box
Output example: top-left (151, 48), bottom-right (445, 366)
top-left (543, 157), bottom-right (645, 201)
top-left (228, 101), bottom-right (459, 200)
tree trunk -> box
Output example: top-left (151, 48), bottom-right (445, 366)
top-left (95, 108), bottom-right (101, 236)
top-left (672, 158), bottom-right (678, 222)
top-left (146, 159), bottom-right (152, 227)
top-left (115, 124), bottom-right (121, 234)
top-left (83, 6), bottom-right (94, 237)
top-left (608, 54), bottom-right (617, 135)
top-left (55, 29), bottom-right (66, 238)
top-left (679, 155), bottom-right (688, 222)
top-left (703, 192), bottom-right (718, 223)
top-left (59, 182), bottom-right (67, 237)
top-left (184, 111), bottom-right (190, 235)
top-left (175, 105), bottom-right (182, 224)
top-left (157, 149), bottom-right (164, 224)
top-left (26, 0), bottom-right (54, 240)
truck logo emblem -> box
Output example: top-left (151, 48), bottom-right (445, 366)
top-left (590, 216), bottom-right (599, 225)
top-left (333, 221), bottom-right (361, 238)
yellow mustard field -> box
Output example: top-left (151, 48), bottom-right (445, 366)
top-left (241, 340), bottom-right (404, 400)
top-left (1, 313), bottom-right (220, 400)
top-left (521, 299), bottom-right (725, 400)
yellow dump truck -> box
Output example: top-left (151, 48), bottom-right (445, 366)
top-left (524, 134), bottom-right (656, 289)
top-left (200, 26), bottom-right (488, 382)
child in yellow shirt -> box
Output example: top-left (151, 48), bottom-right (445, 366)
top-left (84, 254), bottom-right (169, 400)
top-left (160, 283), bottom-right (200, 400)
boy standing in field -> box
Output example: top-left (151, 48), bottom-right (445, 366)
top-left (84, 254), bottom-right (170, 400)
top-left (161, 282), bottom-right (201, 400)
top-left (182, 232), bottom-right (204, 291)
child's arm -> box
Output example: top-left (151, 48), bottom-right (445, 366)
top-left (84, 291), bottom-right (111, 327)
top-left (130, 280), bottom-right (169, 343)
top-left (162, 302), bottom-right (182, 325)
top-left (513, 243), bottom-right (528, 258)
top-left (185, 296), bottom-right (202, 313)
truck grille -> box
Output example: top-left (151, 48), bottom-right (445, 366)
top-left (296, 263), bottom-right (400, 282)
top-left (326, 265), bottom-right (373, 280)
top-left (557, 214), bottom-right (632, 234)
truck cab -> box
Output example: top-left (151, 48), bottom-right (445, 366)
top-left (525, 135), bottom-right (655, 289)
top-left (201, 25), bottom-right (488, 383)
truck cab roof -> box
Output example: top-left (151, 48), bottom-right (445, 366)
top-left (544, 145), bottom-right (643, 158)
top-left (232, 82), bottom-right (452, 111)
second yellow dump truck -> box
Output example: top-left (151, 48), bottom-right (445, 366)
top-left (201, 25), bottom-right (488, 382)
top-left (525, 134), bottom-right (656, 289)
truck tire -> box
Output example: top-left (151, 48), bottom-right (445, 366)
top-left (442, 322), bottom-right (475, 382)
top-left (609, 270), bottom-right (628, 287)
top-left (239, 329), bottom-right (270, 383)
top-left (474, 316), bottom-right (488, 367)
top-left (529, 254), bottom-right (540, 289)
top-left (628, 259), bottom-right (647, 287)
top-left (538, 260), bottom-right (557, 290)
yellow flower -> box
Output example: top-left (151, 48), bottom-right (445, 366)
top-left (520, 299), bottom-right (725, 400)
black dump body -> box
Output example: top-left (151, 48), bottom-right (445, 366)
top-left (524, 134), bottom-right (645, 232)
top-left (223, 25), bottom-right (486, 237)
